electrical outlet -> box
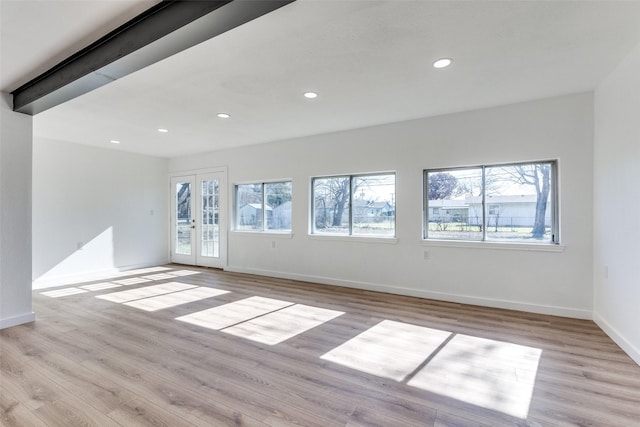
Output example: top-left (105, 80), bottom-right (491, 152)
top-left (423, 250), bottom-right (430, 260)
top-left (271, 240), bottom-right (276, 249)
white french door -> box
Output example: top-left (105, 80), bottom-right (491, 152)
top-left (171, 172), bottom-right (226, 268)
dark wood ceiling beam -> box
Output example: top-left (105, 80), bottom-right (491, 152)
top-left (11, 0), bottom-right (294, 115)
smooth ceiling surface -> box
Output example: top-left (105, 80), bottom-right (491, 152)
top-left (6, 1), bottom-right (640, 158)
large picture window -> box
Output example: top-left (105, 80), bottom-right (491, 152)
top-left (312, 173), bottom-right (396, 237)
top-left (424, 161), bottom-right (558, 243)
top-left (235, 181), bottom-right (292, 232)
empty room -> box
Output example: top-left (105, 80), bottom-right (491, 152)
top-left (1, 0), bottom-right (640, 425)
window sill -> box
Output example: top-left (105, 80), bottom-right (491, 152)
top-left (421, 239), bottom-right (565, 252)
top-left (231, 231), bottom-right (293, 239)
top-left (308, 234), bottom-right (398, 244)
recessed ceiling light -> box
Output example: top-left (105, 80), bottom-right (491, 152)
top-left (304, 92), bottom-right (318, 99)
top-left (157, 128), bottom-right (169, 133)
top-left (109, 140), bottom-right (121, 144)
top-left (217, 113), bottom-right (230, 119)
top-left (433, 58), bottom-right (452, 69)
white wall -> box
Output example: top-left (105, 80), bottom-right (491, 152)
top-left (0, 92), bottom-right (34, 328)
top-left (171, 93), bottom-right (594, 318)
top-left (594, 41), bottom-right (640, 364)
top-left (32, 138), bottom-right (169, 287)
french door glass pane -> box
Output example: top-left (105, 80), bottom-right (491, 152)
top-left (176, 182), bottom-right (192, 255)
top-left (201, 179), bottom-right (220, 257)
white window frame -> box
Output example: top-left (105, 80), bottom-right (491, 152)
top-left (310, 172), bottom-right (396, 239)
top-left (234, 180), bottom-right (292, 234)
top-left (423, 160), bottom-right (560, 245)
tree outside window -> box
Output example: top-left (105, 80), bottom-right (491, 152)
top-left (312, 173), bottom-right (395, 237)
top-left (425, 161), bottom-right (558, 243)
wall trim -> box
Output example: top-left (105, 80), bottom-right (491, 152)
top-left (224, 266), bottom-right (592, 320)
top-left (593, 311), bottom-right (640, 366)
top-left (0, 312), bottom-right (36, 330)
top-left (32, 259), bottom-right (169, 290)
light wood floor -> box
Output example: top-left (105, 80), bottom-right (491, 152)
top-left (2, 265), bottom-right (640, 426)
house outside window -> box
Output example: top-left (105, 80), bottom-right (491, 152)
top-left (424, 161), bottom-right (558, 243)
top-left (236, 181), bottom-right (292, 232)
top-left (312, 172), bottom-right (396, 237)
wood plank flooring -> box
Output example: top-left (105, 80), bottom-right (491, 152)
top-left (2, 265), bottom-right (640, 426)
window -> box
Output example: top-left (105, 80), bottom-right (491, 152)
top-left (235, 181), bottom-right (292, 232)
top-left (312, 173), bottom-right (396, 237)
top-left (424, 161), bottom-right (558, 243)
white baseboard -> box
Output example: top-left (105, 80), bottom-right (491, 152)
top-left (0, 312), bottom-right (36, 330)
top-left (32, 259), bottom-right (169, 289)
top-left (224, 266), bottom-right (592, 320)
top-left (593, 311), bottom-right (640, 366)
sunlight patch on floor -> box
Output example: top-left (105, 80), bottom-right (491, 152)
top-left (123, 287), bottom-right (229, 311)
top-left (112, 277), bottom-right (153, 286)
top-left (118, 266), bottom-right (173, 275)
top-left (321, 320), bottom-right (452, 381)
top-left (222, 304), bottom-right (344, 345)
top-left (96, 282), bottom-right (196, 303)
top-left (141, 273), bottom-right (179, 281)
top-left (40, 287), bottom-right (88, 298)
top-left (79, 282), bottom-right (122, 291)
top-left (34, 266), bottom-right (175, 290)
top-left (176, 296), bottom-right (293, 330)
top-left (169, 270), bottom-right (201, 277)
top-left (407, 334), bottom-right (541, 419)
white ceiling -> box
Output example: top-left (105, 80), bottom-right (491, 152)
top-left (4, 1), bottom-right (640, 158)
